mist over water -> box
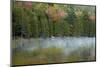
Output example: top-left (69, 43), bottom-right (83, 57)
top-left (12, 37), bottom-right (95, 54)
top-left (12, 37), bottom-right (95, 65)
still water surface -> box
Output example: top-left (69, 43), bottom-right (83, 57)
top-left (12, 37), bottom-right (95, 55)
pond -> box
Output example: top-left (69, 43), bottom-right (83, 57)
top-left (12, 37), bottom-right (95, 55)
top-left (12, 37), bottom-right (96, 65)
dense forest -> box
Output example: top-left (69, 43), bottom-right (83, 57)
top-left (12, 1), bottom-right (96, 65)
top-left (12, 1), bottom-right (96, 38)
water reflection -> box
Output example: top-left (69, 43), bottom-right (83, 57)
top-left (12, 37), bottom-right (95, 65)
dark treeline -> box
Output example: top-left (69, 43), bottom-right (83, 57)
top-left (12, 1), bottom-right (96, 38)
